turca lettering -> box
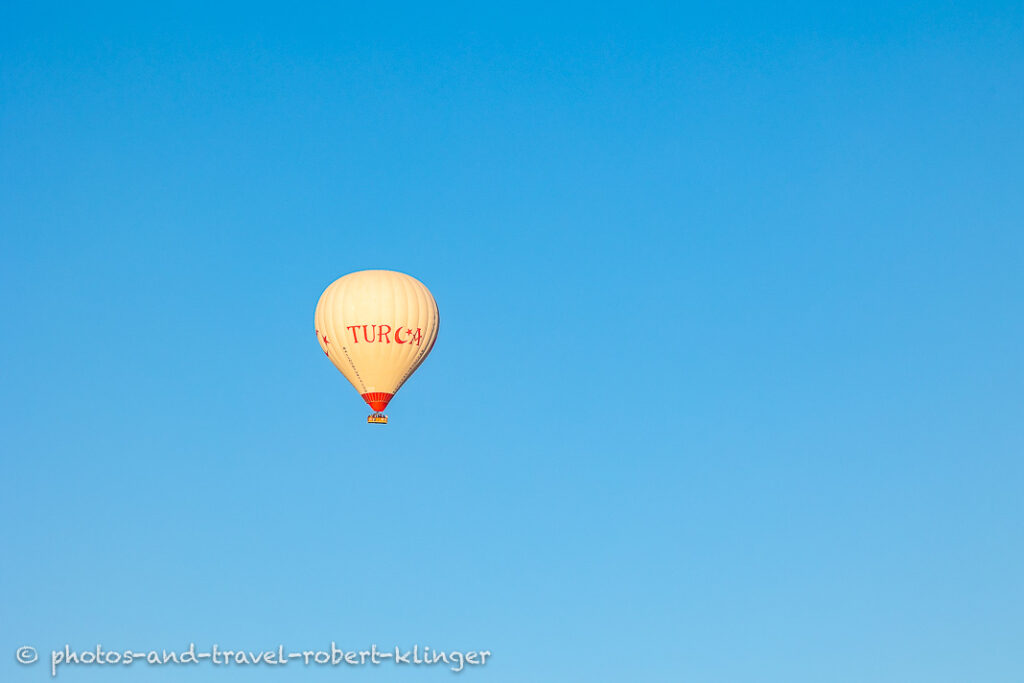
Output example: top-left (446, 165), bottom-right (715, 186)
top-left (345, 325), bottom-right (424, 345)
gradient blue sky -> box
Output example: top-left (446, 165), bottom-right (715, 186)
top-left (2, 2), bottom-right (1022, 682)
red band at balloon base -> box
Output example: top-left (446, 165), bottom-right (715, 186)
top-left (361, 392), bottom-right (394, 412)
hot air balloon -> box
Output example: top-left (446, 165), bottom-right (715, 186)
top-left (314, 270), bottom-right (439, 424)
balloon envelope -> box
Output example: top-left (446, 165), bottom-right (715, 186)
top-left (314, 270), bottom-right (439, 415)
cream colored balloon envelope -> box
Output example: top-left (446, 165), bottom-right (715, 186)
top-left (314, 270), bottom-right (439, 423)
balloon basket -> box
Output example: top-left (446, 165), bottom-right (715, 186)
top-left (367, 413), bottom-right (388, 425)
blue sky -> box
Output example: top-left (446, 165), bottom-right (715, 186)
top-left (1, 2), bottom-right (1022, 681)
